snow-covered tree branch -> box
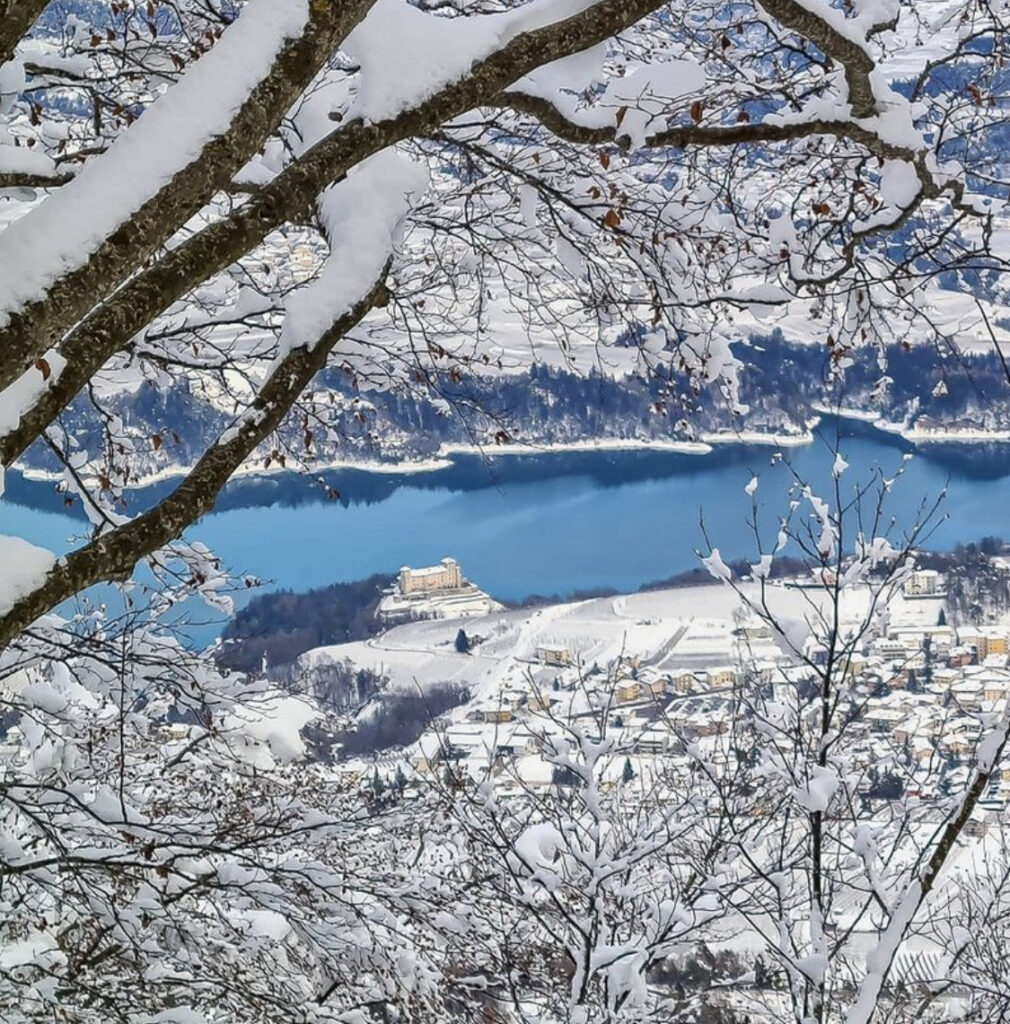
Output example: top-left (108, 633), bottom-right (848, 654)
top-left (3, 1), bottom-right (1010, 1017)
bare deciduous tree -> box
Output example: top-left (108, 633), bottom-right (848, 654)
top-left (4, 2), bottom-right (1010, 1020)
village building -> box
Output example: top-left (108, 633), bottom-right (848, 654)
top-left (537, 645), bottom-right (572, 667)
top-left (708, 665), bottom-right (737, 687)
top-left (672, 669), bottom-right (699, 694)
top-left (959, 628), bottom-right (1009, 662)
top-left (903, 569), bottom-right (943, 596)
top-left (616, 680), bottom-right (643, 703)
top-left (635, 726), bottom-right (672, 755)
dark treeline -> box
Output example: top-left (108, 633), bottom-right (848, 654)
top-left (217, 573), bottom-right (394, 674)
top-left (307, 683), bottom-right (470, 762)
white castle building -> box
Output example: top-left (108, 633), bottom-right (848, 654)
top-left (398, 558), bottom-right (463, 595)
top-left (378, 557), bottom-right (502, 623)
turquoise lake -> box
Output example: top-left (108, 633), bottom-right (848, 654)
top-left (2, 417), bottom-right (1009, 641)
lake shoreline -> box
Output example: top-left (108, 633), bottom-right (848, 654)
top-left (6, 412), bottom-right (1010, 526)
top-left (13, 429), bottom-right (812, 493)
top-left (5, 422), bottom-right (1010, 651)
top-left (16, 409), bottom-right (1010, 499)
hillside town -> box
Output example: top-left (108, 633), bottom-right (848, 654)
top-left (6, 558), bottom-right (1006, 810)
top-left (5, 553), bottom-right (1010, 1019)
top-left (245, 557), bottom-right (1007, 1016)
top-left (412, 604), bottom-right (1010, 812)
top-left (288, 561), bottom-right (1010, 819)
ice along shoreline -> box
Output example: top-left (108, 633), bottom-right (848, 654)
top-left (8, 410), bottom-right (1010, 520)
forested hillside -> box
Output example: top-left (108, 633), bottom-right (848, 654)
top-left (217, 572), bottom-right (394, 673)
top-left (21, 334), bottom-right (1010, 482)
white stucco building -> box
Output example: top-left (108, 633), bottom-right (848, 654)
top-left (378, 558), bottom-right (502, 623)
top-left (398, 558), bottom-right (463, 595)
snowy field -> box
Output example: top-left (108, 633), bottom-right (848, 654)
top-left (301, 581), bottom-right (946, 699)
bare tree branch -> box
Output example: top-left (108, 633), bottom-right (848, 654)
top-left (502, 89), bottom-right (918, 159)
top-left (0, 0), bottom-right (373, 394)
top-left (0, 271), bottom-right (391, 649)
top-left (0, 0), bottom-right (48, 66)
top-left (0, 170), bottom-right (72, 189)
top-left (756, 0), bottom-right (878, 117)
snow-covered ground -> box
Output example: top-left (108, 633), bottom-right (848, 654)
top-left (301, 580), bottom-right (945, 700)
top-left (376, 582), bottom-right (503, 622)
